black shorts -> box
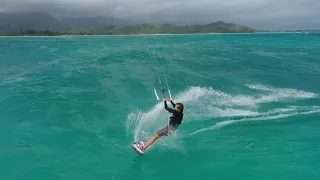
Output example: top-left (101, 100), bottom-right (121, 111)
top-left (157, 124), bottom-right (178, 137)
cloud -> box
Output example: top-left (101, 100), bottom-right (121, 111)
top-left (0, 0), bottom-right (319, 30)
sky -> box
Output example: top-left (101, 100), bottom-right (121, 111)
top-left (0, 0), bottom-right (319, 30)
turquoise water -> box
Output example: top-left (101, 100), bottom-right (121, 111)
top-left (1, 33), bottom-right (320, 180)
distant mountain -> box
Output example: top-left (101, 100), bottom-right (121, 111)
top-left (0, 14), bottom-right (255, 35)
top-left (0, 13), bottom-right (130, 33)
top-left (0, 12), bottom-right (69, 33)
top-left (188, 20), bottom-right (255, 33)
top-left (94, 21), bottom-right (255, 35)
top-left (60, 16), bottom-right (130, 30)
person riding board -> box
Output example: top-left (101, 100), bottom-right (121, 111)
top-left (137, 98), bottom-right (184, 153)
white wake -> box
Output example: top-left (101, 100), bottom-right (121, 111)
top-left (189, 105), bottom-right (320, 135)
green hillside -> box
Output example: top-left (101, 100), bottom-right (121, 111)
top-left (91, 21), bottom-right (255, 35)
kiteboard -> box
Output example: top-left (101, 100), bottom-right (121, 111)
top-left (132, 141), bottom-right (145, 155)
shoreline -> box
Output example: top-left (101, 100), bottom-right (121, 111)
top-left (0, 32), bottom-right (254, 37)
top-left (0, 31), bottom-right (318, 38)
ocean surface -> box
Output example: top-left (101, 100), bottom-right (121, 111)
top-left (1, 33), bottom-right (320, 180)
